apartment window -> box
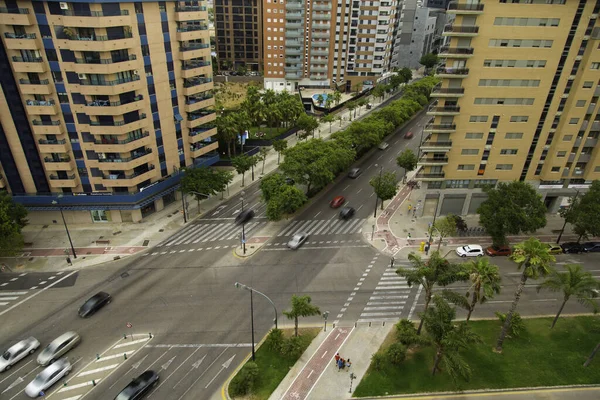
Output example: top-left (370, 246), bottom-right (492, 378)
top-left (557, 151), bottom-right (567, 157)
top-left (583, 81), bottom-right (594, 88)
top-left (569, 118), bottom-right (580, 124)
top-left (141, 45), bottom-right (150, 56)
top-left (465, 132), bottom-right (484, 139)
top-left (159, 2), bottom-right (166, 12)
top-left (489, 39), bottom-right (553, 48)
top-left (473, 179), bottom-right (497, 189)
top-left (135, 3), bottom-right (143, 13)
top-left (493, 17), bottom-right (559, 27)
top-left (445, 180), bottom-right (470, 189)
top-left (500, 149), bottom-right (518, 155)
top-left (469, 116), bottom-right (488, 123)
top-left (504, 132), bottom-right (523, 139)
top-left (484, 59), bottom-right (546, 68)
top-left (478, 79), bottom-right (540, 87)
top-left (461, 149), bottom-right (479, 155)
top-left (576, 100), bottom-right (586, 107)
top-left (510, 116), bottom-right (529, 122)
top-left (551, 166), bottom-right (561, 172)
top-left (457, 164), bottom-right (475, 170)
top-left (595, 166), bottom-right (600, 172)
top-left (496, 164), bottom-right (513, 170)
top-left (592, 63), bottom-right (600, 70)
top-left (563, 135), bottom-right (573, 141)
top-left (474, 98), bottom-right (535, 105)
top-left (57, 92), bottom-right (69, 103)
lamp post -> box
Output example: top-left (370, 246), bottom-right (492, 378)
top-left (240, 191), bottom-right (246, 254)
top-left (234, 282), bottom-right (279, 361)
top-left (181, 191), bottom-right (210, 223)
top-left (427, 192), bottom-right (441, 245)
top-left (373, 164), bottom-right (383, 218)
top-left (322, 311), bottom-right (330, 332)
top-left (556, 188), bottom-right (580, 244)
top-left (52, 196), bottom-right (76, 259)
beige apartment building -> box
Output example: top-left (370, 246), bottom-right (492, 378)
top-left (0, 0), bottom-right (218, 223)
top-left (419, 0), bottom-right (600, 215)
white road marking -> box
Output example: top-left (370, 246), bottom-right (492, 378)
top-left (314, 211), bottom-right (321, 218)
top-left (0, 291), bottom-right (27, 295)
top-left (77, 364), bottom-right (119, 377)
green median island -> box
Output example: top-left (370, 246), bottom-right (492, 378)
top-left (354, 316), bottom-right (600, 397)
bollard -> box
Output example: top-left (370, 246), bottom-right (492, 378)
top-left (333, 323), bottom-right (336, 329)
top-left (96, 353), bottom-right (100, 360)
top-left (149, 333), bottom-right (153, 338)
top-left (354, 322), bottom-right (357, 327)
top-left (63, 382), bottom-right (67, 387)
top-left (124, 353), bottom-right (127, 360)
top-left (92, 379), bottom-right (96, 386)
top-left (383, 321), bottom-right (385, 326)
top-left (123, 334), bottom-right (127, 339)
top-left (369, 321), bottom-right (371, 327)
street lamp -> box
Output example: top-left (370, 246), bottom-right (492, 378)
top-left (427, 193), bottom-right (441, 245)
top-left (373, 164), bottom-right (383, 218)
top-left (556, 188), bottom-right (580, 244)
top-left (51, 196), bottom-right (76, 259)
top-left (240, 191), bottom-right (246, 254)
top-left (234, 282), bottom-right (279, 361)
top-left (322, 311), bottom-right (329, 332)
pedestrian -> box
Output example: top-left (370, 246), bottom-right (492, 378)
top-left (334, 352), bottom-right (340, 365)
top-left (390, 257), bottom-right (395, 268)
top-left (337, 357), bottom-right (345, 371)
top-left (408, 204), bottom-right (412, 212)
top-left (407, 233), bottom-right (412, 244)
top-left (424, 242), bottom-right (430, 255)
top-left (345, 358), bottom-right (352, 371)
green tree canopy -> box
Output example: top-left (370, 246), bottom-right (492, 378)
top-left (283, 295), bottom-right (321, 337)
top-left (181, 167), bottom-right (220, 207)
top-left (0, 192), bottom-right (27, 257)
top-left (398, 67), bottom-right (413, 83)
top-left (296, 114), bottom-right (319, 140)
top-left (477, 181), bottom-right (547, 246)
top-left (369, 171), bottom-right (398, 209)
top-left (231, 154), bottom-right (254, 187)
top-left (260, 173), bottom-right (286, 202)
top-left (561, 180), bottom-right (600, 242)
top-left (430, 214), bottom-right (457, 251)
top-left (321, 114), bottom-right (336, 134)
top-left (419, 53), bottom-right (439, 69)
top-left (396, 149), bottom-right (418, 181)
top-left (272, 139), bottom-right (288, 165)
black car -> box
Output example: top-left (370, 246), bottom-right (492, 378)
top-left (561, 242), bottom-right (584, 254)
top-left (235, 209), bottom-right (255, 225)
top-left (582, 242), bottom-right (600, 252)
top-left (339, 206), bottom-right (356, 220)
top-left (348, 168), bottom-right (361, 179)
top-left (78, 292), bottom-right (111, 318)
top-left (115, 370), bottom-right (159, 400)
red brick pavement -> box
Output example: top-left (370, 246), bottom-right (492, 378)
top-left (21, 246), bottom-right (146, 257)
top-left (282, 327), bottom-right (352, 400)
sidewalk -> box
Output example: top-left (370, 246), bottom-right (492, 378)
top-left (2, 71), bottom-right (423, 273)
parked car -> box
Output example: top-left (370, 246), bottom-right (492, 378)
top-left (485, 245), bottom-right (512, 257)
top-left (115, 370), bottom-right (159, 400)
top-left (561, 242), bottom-right (584, 254)
top-left (37, 332), bottom-right (80, 366)
top-left (78, 292), bottom-right (111, 318)
top-left (583, 242), bottom-right (600, 252)
top-left (544, 243), bottom-right (564, 255)
top-left (339, 207), bottom-right (356, 220)
top-left (235, 209), bottom-right (255, 225)
top-left (0, 337), bottom-right (40, 372)
top-left (25, 358), bottom-right (71, 398)
top-left (329, 196), bottom-right (345, 208)
top-left (378, 142), bottom-right (389, 150)
top-left (287, 233), bottom-right (308, 250)
top-left (404, 131), bottom-right (414, 139)
top-left (348, 168), bottom-right (361, 179)
top-left (456, 245), bottom-right (484, 258)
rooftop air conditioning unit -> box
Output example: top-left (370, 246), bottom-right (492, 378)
top-left (59, 2), bottom-right (69, 10)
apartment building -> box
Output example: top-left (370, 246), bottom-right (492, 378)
top-left (263, 0), bottom-right (397, 92)
top-left (419, 0), bottom-right (600, 216)
top-left (0, 0), bottom-right (218, 223)
top-left (214, 0), bottom-right (262, 72)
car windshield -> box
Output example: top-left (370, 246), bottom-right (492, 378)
top-left (33, 369), bottom-right (52, 385)
top-left (2, 351), bottom-right (11, 360)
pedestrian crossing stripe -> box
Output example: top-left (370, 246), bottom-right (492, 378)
top-left (278, 218), bottom-right (366, 237)
top-left (156, 221), bottom-right (265, 247)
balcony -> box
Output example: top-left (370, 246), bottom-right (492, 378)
top-left (313, 22), bottom-right (330, 29)
top-left (48, 174), bottom-right (78, 188)
top-left (311, 66), bottom-right (327, 72)
top-left (284, 65), bottom-right (302, 72)
top-left (11, 56), bottom-right (45, 73)
top-left (78, 75), bottom-right (143, 96)
top-left (189, 126), bottom-right (217, 143)
top-left (310, 58), bottom-right (328, 64)
top-left (183, 78), bottom-right (213, 96)
top-left (102, 168), bottom-right (157, 187)
top-left (447, 2), bottom-right (484, 14)
top-left (286, 72), bottom-right (302, 79)
top-left (186, 111), bottom-right (217, 128)
top-left (84, 95), bottom-right (144, 116)
top-left (97, 149), bottom-right (153, 171)
top-left (310, 74), bottom-right (327, 80)
top-left (435, 67), bottom-right (469, 78)
top-left (31, 120), bottom-right (63, 135)
top-left (25, 99), bottom-right (59, 115)
top-left (181, 60), bottom-right (211, 78)
top-left (286, 40), bottom-right (303, 48)
top-left (0, 7), bottom-right (36, 25)
top-left (179, 42), bottom-right (211, 60)
top-left (427, 102), bottom-right (460, 116)
top-left (89, 114), bottom-right (148, 136)
top-left (443, 24), bottom-right (479, 37)
top-left (3, 32), bottom-right (37, 49)
top-left (73, 54), bottom-right (137, 74)
top-left (431, 86), bottom-right (465, 98)
top-left (94, 131), bottom-right (151, 152)
top-left (418, 156), bottom-right (449, 166)
top-left (176, 26), bottom-right (209, 42)
top-left (190, 141), bottom-right (219, 157)
top-left (286, 2), bottom-right (304, 11)
top-left (185, 95), bottom-right (215, 112)
top-left (312, 31), bottom-right (329, 39)
top-left (286, 22), bottom-right (302, 29)
top-left (423, 123), bottom-right (456, 133)
top-left (19, 79), bottom-right (52, 95)
top-left (438, 46), bottom-right (474, 58)
top-left (420, 140), bottom-right (453, 152)
top-left (285, 29), bottom-right (302, 38)
top-left (65, 33), bottom-right (135, 52)
top-left (312, 13), bottom-right (330, 20)
top-left (285, 48), bottom-right (302, 56)
top-left (61, 10), bottom-right (132, 28)
top-left (43, 156), bottom-right (72, 171)
top-left (415, 171), bottom-right (446, 181)
top-left (38, 138), bottom-right (67, 153)
top-left (585, 137), bottom-right (598, 147)
top-left (175, 4), bottom-right (207, 22)
top-left (311, 49), bottom-right (329, 56)
top-left (311, 41), bottom-right (329, 48)
top-left (312, 4), bottom-right (331, 11)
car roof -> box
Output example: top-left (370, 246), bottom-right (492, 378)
top-left (40, 359), bottom-right (69, 377)
top-left (465, 245), bottom-right (483, 250)
top-left (51, 331), bottom-right (78, 345)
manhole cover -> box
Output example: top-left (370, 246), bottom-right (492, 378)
top-left (121, 272), bottom-right (129, 278)
top-left (143, 240), bottom-right (150, 247)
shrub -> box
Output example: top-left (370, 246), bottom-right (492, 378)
top-left (265, 328), bottom-right (284, 353)
top-left (387, 343), bottom-right (407, 365)
top-left (281, 336), bottom-right (304, 358)
top-left (229, 361), bottom-right (259, 396)
top-left (395, 319), bottom-right (420, 346)
top-left (495, 311), bottom-right (526, 338)
top-left (371, 350), bottom-right (387, 371)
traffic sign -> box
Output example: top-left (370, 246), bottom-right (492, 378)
top-left (126, 322), bottom-right (133, 328)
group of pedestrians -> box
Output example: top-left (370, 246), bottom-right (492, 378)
top-left (334, 353), bottom-right (352, 371)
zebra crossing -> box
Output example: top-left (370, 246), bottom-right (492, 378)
top-left (156, 221), bottom-right (266, 247)
top-left (358, 264), bottom-right (413, 323)
top-left (279, 218), bottom-right (366, 237)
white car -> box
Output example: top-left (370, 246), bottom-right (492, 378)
top-left (25, 358), bottom-right (71, 398)
top-left (456, 245), bottom-right (484, 258)
top-left (287, 233), bottom-right (308, 250)
top-left (0, 337), bottom-right (40, 372)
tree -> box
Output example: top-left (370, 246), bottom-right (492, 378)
top-left (231, 154), bottom-right (254, 187)
top-left (561, 181), bottom-right (600, 242)
top-left (316, 94), bottom-right (325, 106)
top-left (369, 171), bottom-right (398, 209)
top-left (258, 147), bottom-right (269, 174)
top-left (324, 96), bottom-right (333, 110)
top-left (396, 149), bottom-right (418, 182)
top-left (180, 167), bottom-right (220, 210)
top-left (272, 139), bottom-right (287, 165)
top-left (249, 155), bottom-right (259, 181)
top-left (584, 342), bottom-right (600, 367)
top-left (372, 85), bottom-right (385, 102)
top-left (215, 114), bottom-right (238, 157)
top-left (422, 296), bottom-right (481, 382)
top-left (477, 181), bottom-right (547, 246)
top-left (296, 113), bottom-right (319, 139)
top-left (396, 251), bottom-right (468, 335)
top-left (419, 53), bottom-right (439, 69)
top-left (283, 295), bottom-right (320, 337)
top-left (346, 101), bottom-right (357, 121)
top-left (537, 264), bottom-right (599, 329)
top-left (496, 238), bottom-right (555, 352)
top-left (357, 98), bottom-right (368, 116)
top-left (331, 90), bottom-right (342, 106)
top-left (214, 169), bottom-right (233, 199)
top-left (260, 173), bottom-right (286, 202)
top-left (431, 214), bottom-right (457, 251)
top-left (321, 114), bottom-right (336, 133)
top-left (448, 214), bottom-right (468, 233)
top-left (399, 67), bottom-right (413, 83)
top-left (0, 192), bottom-right (27, 257)
top-left (278, 185), bottom-right (307, 215)
top-left (443, 258), bottom-right (502, 322)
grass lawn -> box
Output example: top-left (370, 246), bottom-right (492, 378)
top-left (231, 328), bottom-right (320, 400)
top-left (354, 316), bottom-right (600, 397)
top-left (247, 125), bottom-right (287, 140)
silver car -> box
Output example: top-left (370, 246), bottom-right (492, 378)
top-left (37, 332), bottom-right (80, 366)
top-left (287, 233), bottom-right (308, 250)
top-left (0, 337), bottom-right (40, 372)
top-left (25, 358), bottom-right (71, 398)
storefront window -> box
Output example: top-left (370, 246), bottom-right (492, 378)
top-left (91, 210), bottom-right (108, 222)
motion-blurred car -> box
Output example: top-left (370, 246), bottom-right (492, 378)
top-left (0, 337), bottom-right (40, 372)
top-left (348, 168), bottom-right (361, 179)
top-left (456, 245), bottom-right (484, 258)
top-left (561, 242), bottom-right (584, 254)
top-left (339, 207), bottom-right (356, 220)
top-left (37, 332), bottom-right (80, 366)
top-left (485, 245), bottom-right (512, 257)
top-left (404, 131), bottom-right (414, 139)
top-left (235, 209), bottom-right (255, 225)
top-left (115, 370), bottom-right (159, 400)
top-left (330, 196), bottom-right (345, 208)
top-left (25, 358), bottom-right (71, 398)
top-left (544, 243), bottom-right (564, 255)
top-left (378, 142), bottom-right (389, 150)
top-left (78, 292), bottom-right (111, 318)
top-left (287, 233), bottom-right (308, 250)
top-left (582, 242), bottom-right (600, 252)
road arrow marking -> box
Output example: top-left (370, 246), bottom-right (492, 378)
top-left (161, 356), bottom-right (176, 370)
top-left (176, 348), bottom-right (228, 400)
top-left (2, 376), bottom-right (23, 393)
top-left (173, 355), bottom-right (206, 389)
top-left (231, 209), bottom-right (241, 216)
top-left (212, 206), bottom-right (227, 216)
top-left (204, 355), bottom-right (235, 388)
top-left (132, 355), bottom-right (148, 369)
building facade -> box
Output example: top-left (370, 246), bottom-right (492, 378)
top-left (0, 0), bottom-right (218, 223)
top-left (418, 0), bottom-right (600, 216)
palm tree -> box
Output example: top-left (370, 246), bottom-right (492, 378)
top-left (316, 94), bottom-right (325, 106)
top-left (537, 264), bottom-right (599, 329)
top-left (216, 115), bottom-right (237, 157)
top-left (495, 238), bottom-right (555, 352)
top-left (397, 251), bottom-right (468, 335)
top-left (331, 90), bottom-right (342, 106)
top-left (347, 101), bottom-right (357, 121)
top-left (357, 98), bottom-right (368, 116)
top-left (321, 114), bottom-right (336, 133)
top-left (283, 295), bottom-right (321, 337)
